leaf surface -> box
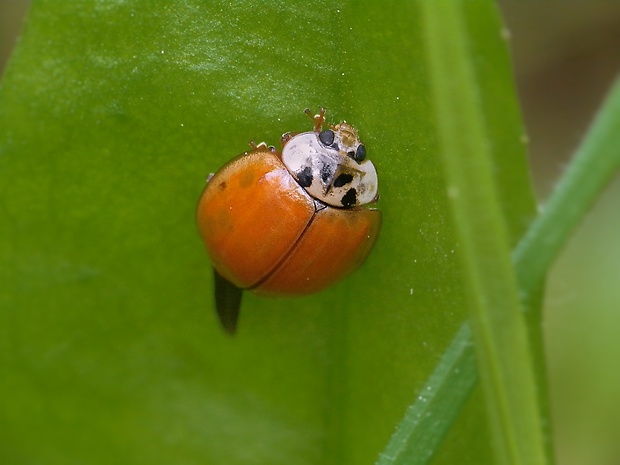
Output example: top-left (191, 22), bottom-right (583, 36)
top-left (0, 2), bottom-right (536, 464)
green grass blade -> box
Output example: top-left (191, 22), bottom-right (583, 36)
top-left (376, 324), bottom-right (476, 465)
top-left (419, 1), bottom-right (546, 464)
top-left (514, 75), bottom-right (620, 309)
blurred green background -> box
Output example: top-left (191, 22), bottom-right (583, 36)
top-left (501, 4), bottom-right (620, 464)
top-left (2, 2), bottom-right (619, 464)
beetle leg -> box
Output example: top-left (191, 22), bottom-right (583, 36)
top-left (249, 140), bottom-right (268, 151)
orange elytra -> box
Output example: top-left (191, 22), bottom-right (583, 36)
top-left (197, 108), bottom-right (381, 333)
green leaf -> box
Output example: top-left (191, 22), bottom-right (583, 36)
top-left (0, 1), bottom-right (537, 464)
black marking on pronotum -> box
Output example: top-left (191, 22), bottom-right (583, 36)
top-left (297, 166), bottom-right (313, 187)
top-left (320, 162), bottom-right (333, 184)
top-left (341, 188), bottom-right (357, 207)
top-left (333, 173), bottom-right (354, 188)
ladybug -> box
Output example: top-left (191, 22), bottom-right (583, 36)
top-left (197, 109), bottom-right (381, 333)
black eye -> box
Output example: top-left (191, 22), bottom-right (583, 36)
top-left (319, 129), bottom-right (335, 147)
top-left (355, 144), bottom-right (366, 162)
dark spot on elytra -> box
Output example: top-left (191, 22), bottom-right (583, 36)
top-left (341, 188), bottom-right (357, 207)
top-left (333, 173), bottom-right (354, 188)
top-left (218, 181), bottom-right (227, 191)
top-left (297, 166), bottom-right (313, 187)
